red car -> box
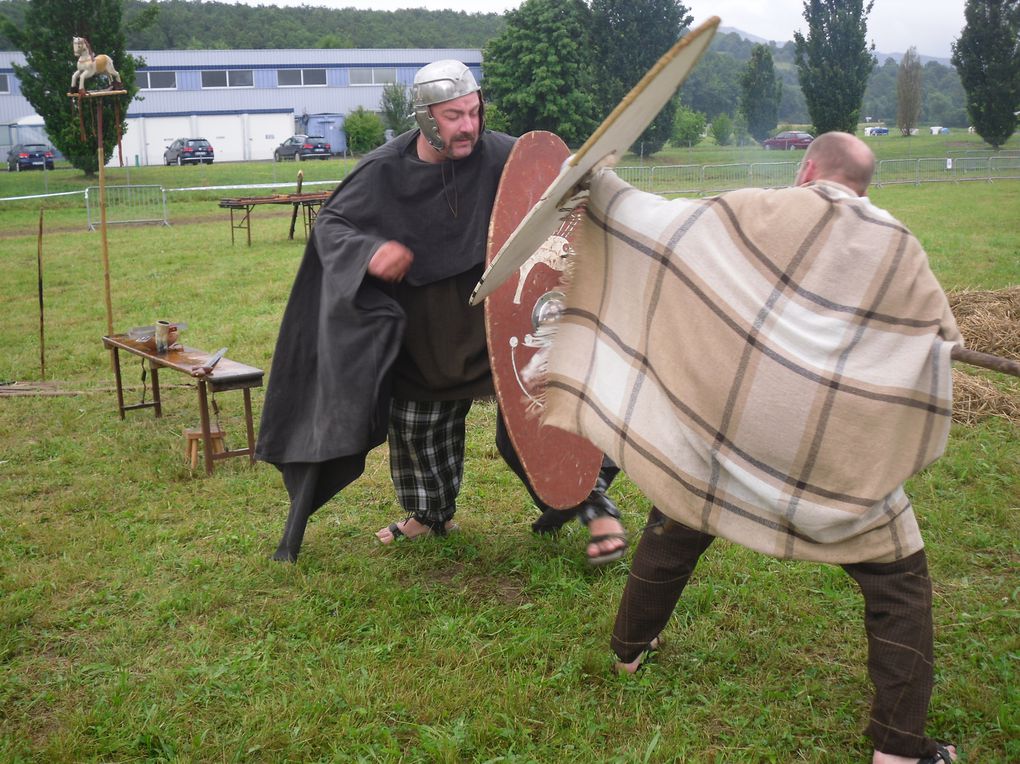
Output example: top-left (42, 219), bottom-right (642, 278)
top-left (762, 131), bottom-right (814, 150)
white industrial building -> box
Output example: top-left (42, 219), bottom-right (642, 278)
top-left (0, 47), bottom-right (482, 165)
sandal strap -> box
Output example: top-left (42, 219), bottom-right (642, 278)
top-left (577, 490), bottom-right (621, 525)
top-left (588, 532), bottom-right (628, 544)
top-left (919, 743), bottom-right (956, 764)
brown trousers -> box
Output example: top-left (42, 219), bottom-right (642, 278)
top-left (611, 507), bottom-right (938, 758)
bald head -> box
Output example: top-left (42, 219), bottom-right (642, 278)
top-left (795, 131), bottom-right (875, 196)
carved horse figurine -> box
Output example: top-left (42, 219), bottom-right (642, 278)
top-left (71, 36), bottom-right (122, 92)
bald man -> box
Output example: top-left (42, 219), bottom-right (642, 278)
top-left (598, 133), bottom-right (957, 764)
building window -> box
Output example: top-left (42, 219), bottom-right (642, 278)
top-left (349, 67), bottom-right (396, 86)
top-left (278, 68), bottom-right (327, 87)
top-left (201, 69), bottom-right (253, 88)
top-left (0, 73), bottom-right (9, 93)
top-left (137, 71), bottom-right (177, 90)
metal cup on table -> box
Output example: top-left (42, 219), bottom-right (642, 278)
top-left (154, 320), bottom-right (173, 353)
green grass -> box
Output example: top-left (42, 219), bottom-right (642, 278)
top-left (0, 162), bottom-right (1017, 761)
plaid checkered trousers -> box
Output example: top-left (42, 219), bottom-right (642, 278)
top-left (388, 398), bottom-right (472, 524)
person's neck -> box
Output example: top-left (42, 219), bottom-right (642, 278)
top-left (416, 133), bottom-right (448, 164)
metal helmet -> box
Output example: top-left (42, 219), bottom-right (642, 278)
top-left (411, 59), bottom-right (483, 152)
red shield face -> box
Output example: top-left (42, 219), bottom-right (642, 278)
top-left (484, 131), bottom-right (602, 509)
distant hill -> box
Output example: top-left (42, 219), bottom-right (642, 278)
top-left (0, 0), bottom-right (506, 50)
top-left (719, 26), bottom-right (952, 66)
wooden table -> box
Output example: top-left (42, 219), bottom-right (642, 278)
top-left (102, 334), bottom-right (263, 475)
top-left (218, 192), bottom-right (330, 246)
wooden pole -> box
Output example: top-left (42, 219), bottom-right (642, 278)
top-left (36, 208), bottom-right (45, 381)
top-left (289, 170), bottom-right (304, 240)
top-left (952, 346), bottom-right (1020, 378)
top-left (97, 99), bottom-right (114, 338)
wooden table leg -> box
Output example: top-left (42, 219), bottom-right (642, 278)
top-left (110, 345), bottom-right (125, 419)
top-left (197, 378), bottom-right (214, 475)
top-left (243, 387), bottom-right (255, 464)
top-left (149, 362), bottom-right (163, 418)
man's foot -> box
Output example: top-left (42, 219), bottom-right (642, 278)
top-left (873, 742), bottom-right (957, 764)
top-left (614, 636), bottom-right (661, 674)
top-left (375, 516), bottom-right (457, 545)
top-left (586, 513), bottom-right (627, 566)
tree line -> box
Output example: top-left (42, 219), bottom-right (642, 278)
top-left (0, 0), bottom-right (971, 131)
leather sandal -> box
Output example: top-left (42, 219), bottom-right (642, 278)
top-left (577, 487), bottom-right (627, 566)
top-left (376, 515), bottom-right (458, 545)
top-left (614, 636), bottom-right (662, 674)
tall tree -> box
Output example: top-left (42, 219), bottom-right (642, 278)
top-left (590, 0), bottom-right (693, 155)
top-left (481, 0), bottom-right (598, 145)
top-left (794, 0), bottom-right (876, 134)
top-left (951, 0), bottom-right (1020, 149)
top-left (379, 83), bottom-right (414, 135)
top-left (740, 44), bottom-right (783, 142)
top-left (1, 0), bottom-right (139, 177)
top-left (896, 47), bottom-right (923, 136)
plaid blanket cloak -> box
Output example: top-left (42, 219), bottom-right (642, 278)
top-left (541, 172), bottom-right (961, 563)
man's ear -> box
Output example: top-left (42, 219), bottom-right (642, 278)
top-left (795, 158), bottom-right (816, 186)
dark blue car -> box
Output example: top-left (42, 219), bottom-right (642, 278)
top-left (7, 144), bottom-right (55, 172)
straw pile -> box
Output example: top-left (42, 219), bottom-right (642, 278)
top-left (947, 287), bottom-right (1020, 424)
top-left (951, 369), bottom-right (1020, 425)
top-left (947, 286), bottom-right (1020, 358)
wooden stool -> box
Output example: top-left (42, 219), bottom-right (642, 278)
top-left (184, 427), bottom-right (226, 469)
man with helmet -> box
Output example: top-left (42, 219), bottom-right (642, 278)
top-left (256, 59), bottom-right (628, 566)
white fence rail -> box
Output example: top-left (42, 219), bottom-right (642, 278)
top-left (615, 155), bottom-right (1020, 196)
top-left (4, 157), bottom-right (1016, 220)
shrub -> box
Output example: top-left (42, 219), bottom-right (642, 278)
top-left (711, 114), bottom-right (733, 146)
top-left (672, 105), bottom-right (706, 147)
top-left (345, 107), bottom-right (386, 155)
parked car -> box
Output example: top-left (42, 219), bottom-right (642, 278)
top-left (274, 135), bottom-right (331, 161)
top-left (865, 126), bottom-right (889, 136)
top-left (7, 143), bottom-right (55, 171)
top-left (163, 138), bottom-right (214, 165)
top-left (762, 131), bottom-right (814, 150)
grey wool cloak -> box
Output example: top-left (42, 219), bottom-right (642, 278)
top-left (256, 129), bottom-right (515, 560)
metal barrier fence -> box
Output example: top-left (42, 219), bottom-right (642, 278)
top-left (948, 148), bottom-right (1020, 158)
top-left (85, 184), bottom-right (170, 230)
top-left (615, 155), bottom-right (1020, 196)
top-left (873, 157), bottom-right (1020, 186)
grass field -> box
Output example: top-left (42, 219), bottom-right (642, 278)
top-left (0, 143), bottom-right (1017, 761)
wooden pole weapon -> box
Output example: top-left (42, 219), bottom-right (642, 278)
top-left (289, 170), bottom-right (304, 240)
top-left (952, 346), bottom-right (1020, 378)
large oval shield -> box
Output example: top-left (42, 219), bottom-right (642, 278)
top-left (484, 131), bottom-right (601, 509)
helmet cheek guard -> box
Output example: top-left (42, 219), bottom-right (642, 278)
top-left (411, 60), bottom-right (484, 153)
top-left (414, 96), bottom-right (485, 153)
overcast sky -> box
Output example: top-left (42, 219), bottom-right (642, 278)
top-left (239, 0), bottom-right (964, 60)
